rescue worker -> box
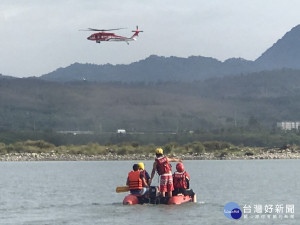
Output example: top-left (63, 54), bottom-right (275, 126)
top-left (137, 162), bottom-right (150, 186)
top-left (126, 164), bottom-right (149, 196)
top-left (172, 162), bottom-right (196, 202)
top-left (149, 148), bottom-right (182, 198)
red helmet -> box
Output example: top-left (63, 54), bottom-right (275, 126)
top-left (176, 162), bottom-right (184, 172)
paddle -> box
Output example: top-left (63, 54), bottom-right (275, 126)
top-left (116, 186), bottom-right (129, 193)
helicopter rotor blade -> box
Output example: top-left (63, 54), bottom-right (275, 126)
top-left (80, 28), bottom-right (126, 32)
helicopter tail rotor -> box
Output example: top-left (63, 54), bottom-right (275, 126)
top-left (132, 26), bottom-right (143, 33)
top-left (131, 26), bottom-right (143, 39)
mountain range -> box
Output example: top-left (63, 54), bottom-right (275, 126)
top-left (39, 24), bottom-right (300, 82)
top-left (2, 24), bottom-right (300, 143)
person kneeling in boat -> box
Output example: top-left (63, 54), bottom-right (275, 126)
top-left (126, 164), bottom-right (149, 196)
top-left (137, 162), bottom-right (150, 186)
top-left (173, 162), bottom-right (196, 202)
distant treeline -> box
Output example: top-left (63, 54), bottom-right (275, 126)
top-left (0, 128), bottom-right (300, 148)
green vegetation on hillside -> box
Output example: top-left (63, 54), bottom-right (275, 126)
top-left (2, 69), bottom-right (300, 150)
top-left (2, 69), bottom-right (300, 135)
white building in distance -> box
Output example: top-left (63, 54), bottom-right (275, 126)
top-left (117, 129), bottom-right (126, 134)
top-left (277, 122), bottom-right (300, 130)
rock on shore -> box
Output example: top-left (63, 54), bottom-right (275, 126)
top-left (0, 150), bottom-right (300, 161)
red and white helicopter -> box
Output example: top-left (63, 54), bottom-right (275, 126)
top-left (81, 26), bottom-right (143, 44)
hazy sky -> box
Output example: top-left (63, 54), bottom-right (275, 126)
top-left (1, 0), bottom-right (299, 77)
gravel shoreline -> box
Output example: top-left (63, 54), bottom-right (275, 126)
top-left (1, 150), bottom-right (300, 161)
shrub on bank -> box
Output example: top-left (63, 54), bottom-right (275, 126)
top-left (1, 140), bottom-right (56, 154)
top-left (0, 142), bottom-right (7, 154)
top-left (0, 139), bottom-right (293, 157)
top-left (191, 142), bottom-right (205, 154)
top-left (203, 141), bottom-right (232, 152)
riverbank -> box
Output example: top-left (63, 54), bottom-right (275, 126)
top-left (1, 149), bottom-right (299, 161)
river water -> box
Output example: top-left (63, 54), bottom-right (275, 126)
top-left (0, 160), bottom-right (299, 225)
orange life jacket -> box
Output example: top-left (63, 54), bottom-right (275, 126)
top-left (128, 171), bottom-right (143, 190)
top-left (173, 171), bottom-right (188, 189)
top-left (155, 156), bottom-right (171, 175)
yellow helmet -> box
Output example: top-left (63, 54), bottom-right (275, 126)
top-left (137, 162), bottom-right (144, 170)
top-left (155, 148), bottom-right (163, 154)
